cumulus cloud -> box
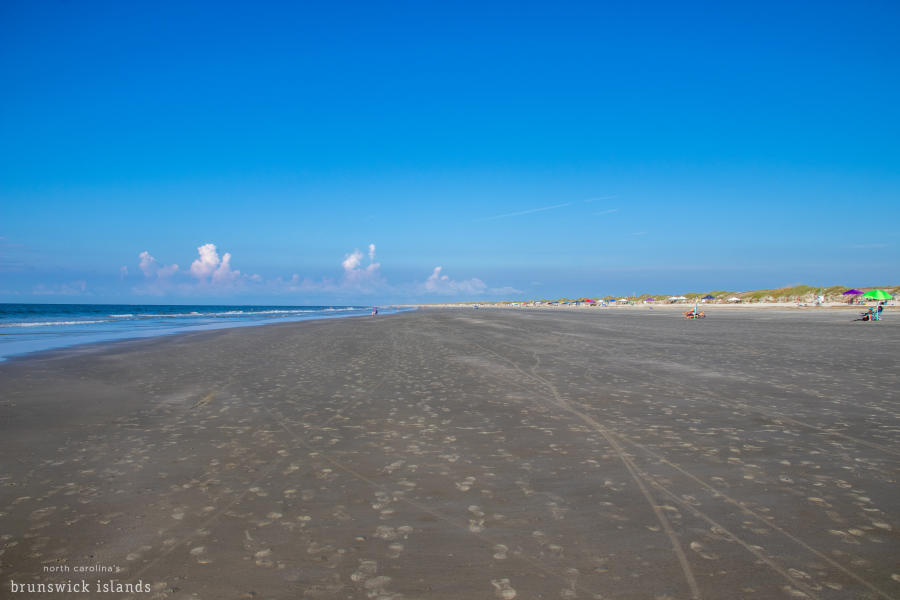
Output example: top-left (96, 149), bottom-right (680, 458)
top-left (265, 243), bottom-right (384, 295)
top-left (138, 251), bottom-right (178, 278)
top-left (190, 243), bottom-right (219, 278)
top-left (129, 241), bottom-right (395, 298)
top-left (341, 243), bottom-right (382, 288)
top-left (487, 285), bottom-right (524, 296)
top-left (419, 266), bottom-right (523, 298)
top-left (342, 248), bottom-right (363, 271)
top-left (190, 243), bottom-right (240, 284)
top-left (132, 243), bottom-right (255, 296)
top-left (157, 263), bottom-right (179, 278)
top-left (423, 266), bottom-right (488, 295)
top-left (138, 251), bottom-right (156, 277)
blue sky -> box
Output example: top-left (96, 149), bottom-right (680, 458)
top-left (1, 1), bottom-right (898, 304)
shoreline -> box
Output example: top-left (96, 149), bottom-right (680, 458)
top-left (0, 307), bottom-right (412, 364)
top-left (1, 302), bottom-right (889, 367)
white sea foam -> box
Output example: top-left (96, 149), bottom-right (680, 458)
top-left (218, 309), bottom-right (314, 316)
top-left (4, 320), bottom-right (108, 328)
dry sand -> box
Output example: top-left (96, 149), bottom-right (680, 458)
top-left (0, 308), bottom-right (898, 599)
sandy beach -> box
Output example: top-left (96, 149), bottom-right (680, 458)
top-left (1, 308), bottom-right (898, 599)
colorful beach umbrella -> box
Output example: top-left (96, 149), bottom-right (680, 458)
top-left (863, 289), bottom-right (891, 301)
top-left (842, 289), bottom-right (863, 295)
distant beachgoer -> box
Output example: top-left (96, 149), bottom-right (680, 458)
top-left (371, 306), bottom-right (378, 316)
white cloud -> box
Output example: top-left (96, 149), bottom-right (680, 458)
top-left (489, 285), bottom-right (524, 296)
top-left (342, 244), bottom-right (382, 289)
top-left (846, 243), bottom-right (889, 249)
top-left (33, 281), bottom-right (88, 296)
top-left (423, 266), bottom-right (488, 295)
top-left (133, 244), bottom-right (248, 296)
top-left (189, 243), bottom-right (241, 284)
top-left (258, 243), bottom-right (384, 296)
top-left (138, 251), bottom-right (178, 278)
top-left (213, 251), bottom-right (239, 284)
top-left (138, 251), bottom-right (156, 277)
top-left (133, 242), bottom-right (385, 297)
top-left (129, 242), bottom-right (526, 301)
top-left (419, 266), bottom-right (523, 298)
top-left (157, 263), bottom-right (179, 278)
top-left (120, 266), bottom-right (129, 278)
top-left (190, 243), bottom-right (219, 279)
top-left (342, 248), bottom-right (363, 271)
top-left (479, 202), bottom-right (572, 221)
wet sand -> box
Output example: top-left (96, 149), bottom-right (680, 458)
top-left (1, 308), bottom-right (898, 599)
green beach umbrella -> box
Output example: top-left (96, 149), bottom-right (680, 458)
top-left (863, 289), bottom-right (892, 301)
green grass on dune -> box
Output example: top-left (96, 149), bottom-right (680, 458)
top-left (433, 284), bottom-right (897, 305)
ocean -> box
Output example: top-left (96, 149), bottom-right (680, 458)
top-left (0, 303), bottom-right (404, 361)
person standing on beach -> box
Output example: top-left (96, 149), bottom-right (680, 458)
top-left (371, 306), bottom-right (378, 317)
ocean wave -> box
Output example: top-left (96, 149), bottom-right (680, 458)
top-left (3, 320), bottom-right (109, 328)
top-left (217, 309), bottom-right (315, 316)
top-left (1, 307), bottom-right (372, 328)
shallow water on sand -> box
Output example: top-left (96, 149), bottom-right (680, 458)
top-left (0, 303), bottom-right (403, 360)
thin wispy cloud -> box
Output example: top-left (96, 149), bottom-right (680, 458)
top-left (846, 243), bottom-right (889, 249)
top-left (33, 281), bottom-right (88, 296)
top-left (594, 208), bottom-right (618, 215)
top-left (479, 202), bottom-right (572, 221)
top-left (631, 231), bottom-right (647, 236)
top-left (584, 195), bottom-right (617, 203)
